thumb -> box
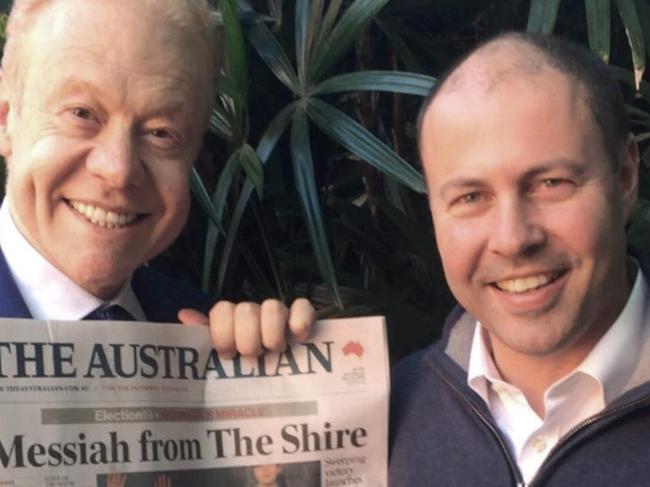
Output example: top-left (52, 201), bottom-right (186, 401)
top-left (178, 308), bottom-right (209, 326)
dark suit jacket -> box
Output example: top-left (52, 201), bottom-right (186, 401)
top-left (0, 248), bottom-right (214, 321)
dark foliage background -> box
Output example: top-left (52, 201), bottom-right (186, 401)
top-left (0, 0), bottom-right (648, 362)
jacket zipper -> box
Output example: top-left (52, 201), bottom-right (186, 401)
top-left (436, 370), bottom-right (527, 486)
top-left (438, 364), bottom-right (650, 487)
top-left (527, 394), bottom-right (650, 486)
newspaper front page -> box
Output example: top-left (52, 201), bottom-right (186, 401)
top-left (0, 317), bottom-right (388, 487)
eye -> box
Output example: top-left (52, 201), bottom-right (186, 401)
top-left (62, 105), bottom-right (100, 132)
top-left (448, 191), bottom-right (490, 217)
top-left (144, 127), bottom-right (181, 150)
top-left (70, 107), bottom-right (95, 121)
top-left (542, 178), bottom-right (563, 188)
top-left (460, 192), bottom-right (483, 204)
top-left (150, 128), bottom-right (172, 139)
top-left (531, 178), bottom-right (575, 200)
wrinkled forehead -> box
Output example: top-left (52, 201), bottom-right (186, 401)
top-left (29, 3), bottom-right (207, 84)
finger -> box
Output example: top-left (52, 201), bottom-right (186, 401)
top-left (289, 298), bottom-right (315, 342)
top-left (261, 299), bottom-right (289, 352)
top-left (178, 308), bottom-right (209, 326)
top-left (209, 301), bottom-right (236, 359)
top-left (234, 302), bottom-right (263, 356)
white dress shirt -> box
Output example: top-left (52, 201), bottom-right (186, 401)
top-left (468, 269), bottom-right (648, 483)
top-left (0, 200), bottom-right (145, 320)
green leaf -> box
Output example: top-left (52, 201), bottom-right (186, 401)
top-left (200, 153), bottom-right (240, 290)
top-left (190, 168), bottom-right (226, 234)
top-left (375, 18), bottom-right (425, 73)
top-left (295, 0), bottom-right (310, 87)
top-left (636, 132), bottom-right (650, 142)
top-left (216, 180), bottom-right (255, 295)
top-left (217, 0), bottom-right (248, 108)
top-left (268, 0), bottom-right (284, 25)
top-left (585, 0), bottom-right (612, 62)
top-left (210, 152), bottom-right (241, 236)
top-left (208, 104), bottom-right (296, 292)
top-left (316, 0), bottom-right (344, 48)
top-left (315, 70), bottom-right (436, 96)
top-left (609, 64), bottom-right (650, 101)
top-left (616, 0), bottom-right (646, 89)
top-left (258, 102), bottom-right (297, 162)
top-left (304, 97), bottom-right (426, 194)
top-left (635, 0), bottom-right (650, 54)
top-left (290, 109), bottom-right (343, 308)
top-left (311, 0), bottom-right (392, 81)
top-left (213, 182), bottom-right (274, 298)
top-left (208, 108), bottom-right (233, 141)
top-left (239, 143), bottom-right (265, 197)
top-left (246, 18), bottom-right (300, 93)
top-left (296, 0), bottom-right (324, 87)
top-left (209, 104), bottom-right (297, 291)
top-left (627, 104), bottom-right (650, 121)
top-left (217, 73), bottom-right (246, 107)
top-left (527, 0), bottom-right (562, 33)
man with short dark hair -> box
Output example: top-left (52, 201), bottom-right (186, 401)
top-left (390, 32), bottom-right (647, 485)
top-left (0, 0), bottom-right (313, 356)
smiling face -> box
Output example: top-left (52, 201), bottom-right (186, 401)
top-left (1, 0), bottom-right (211, 298)
top-left (421, 48), bottom-right (638, 364)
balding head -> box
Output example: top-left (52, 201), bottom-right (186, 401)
top-left (439, 37), bottom-right (547, 97)
top-left (418, 32), bottom-right (630, 168)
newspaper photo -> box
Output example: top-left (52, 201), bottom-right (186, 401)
top-left (0, 316), bottom-right (388, 487)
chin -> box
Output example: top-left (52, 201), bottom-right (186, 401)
top-left (68, 260), bottom-right (136, 299)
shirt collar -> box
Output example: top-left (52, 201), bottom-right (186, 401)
top-left (0, 200), bottom-right (145, 321)
top-left (468, 264), bottom-right (647, 406)
top-left (577, 264), bottom-right (646, 402)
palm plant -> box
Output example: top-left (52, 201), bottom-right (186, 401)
top-left (194, 0), bottom-right (435, 308)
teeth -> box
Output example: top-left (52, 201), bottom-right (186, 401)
top-left (69, 201), bottom-right (137, 229)
top-left (496, 272), bottom-right (561, 293)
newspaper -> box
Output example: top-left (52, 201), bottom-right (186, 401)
top-left (0, 316), bottom-right (388, 487)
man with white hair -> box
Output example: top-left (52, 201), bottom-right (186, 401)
top-left (0, 0), bottom-right (313, 356)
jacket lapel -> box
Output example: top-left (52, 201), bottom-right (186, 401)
top-left (0, 248), bottom-right (31, 318)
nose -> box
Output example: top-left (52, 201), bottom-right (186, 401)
top-left (86, 123), bottom-right (145, 188)
top-left (487, 196), bottom-right (546, 257)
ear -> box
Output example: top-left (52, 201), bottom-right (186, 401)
top-left (0, 71), bottom-right (13, 159)
top-left (619, 133), bottom-right (640, 219)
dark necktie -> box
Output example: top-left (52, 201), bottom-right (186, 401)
top-left (83, 304), bottom-right (136, 321)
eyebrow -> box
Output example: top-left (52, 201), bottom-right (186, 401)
top-left (520, 159), bottom-right (587, 179)
top-left (46, 78), bottom-right (102, 106)
top-left (438, 177), bottom-right (486, 200)
top-left (47, 77), bottom-right (191, 123)
top-left (437, 158), bottom-right (587, 199)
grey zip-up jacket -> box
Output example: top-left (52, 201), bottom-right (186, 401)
top-left (389, 305), bottom-right (650, 486)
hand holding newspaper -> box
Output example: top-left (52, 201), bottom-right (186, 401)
top-left (0, 317), bottom-right (388, 487)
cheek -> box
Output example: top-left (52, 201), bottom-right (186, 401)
top-left (8, 135), bottom-right (85, 193)
top-left (434, 216), bottom-right (485, 285)
top-left (151, 163), bottom-right (192, 231)
top-left (548, 194), bottom-right (617, 258)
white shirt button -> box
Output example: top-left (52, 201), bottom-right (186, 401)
top-left (532, 436), bottom-right (547, 453)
